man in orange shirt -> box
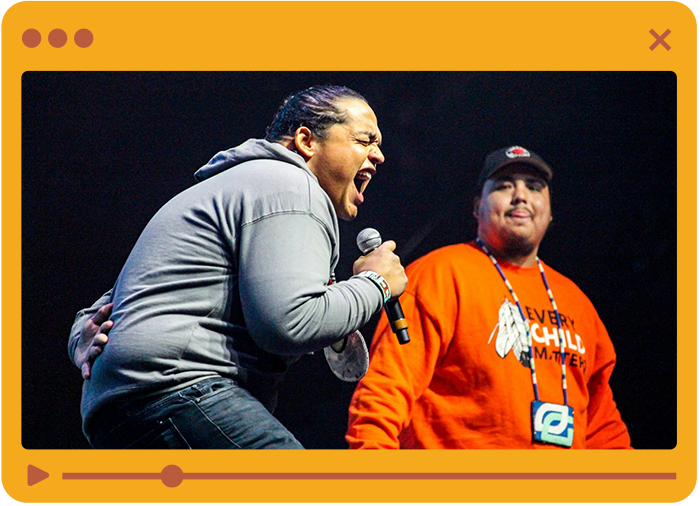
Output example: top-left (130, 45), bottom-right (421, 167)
top-left (347, 146), bottom-right (632, 449)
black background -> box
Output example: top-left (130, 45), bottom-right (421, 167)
top-left (22, 72), bottom-right (676, 449)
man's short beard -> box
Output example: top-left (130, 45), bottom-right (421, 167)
top-left (500, 234), bottom-right (536, 260)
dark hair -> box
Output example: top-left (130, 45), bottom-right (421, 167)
top-left (473, 164), bottom-right (553, 203)
top-left (265, 85), bottom-right (367, 142)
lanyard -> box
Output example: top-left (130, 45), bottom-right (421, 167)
top-left (475, 238), bottom-right (569, 406)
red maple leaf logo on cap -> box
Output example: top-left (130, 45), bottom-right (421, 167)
top-left (511, 147), bottom-right (526, 155)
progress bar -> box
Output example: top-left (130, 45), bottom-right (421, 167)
top-left (62, 466), bottom-right (677, 488)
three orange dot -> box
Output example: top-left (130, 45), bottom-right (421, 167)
top-left (22, 29), bottom-right (93, 48)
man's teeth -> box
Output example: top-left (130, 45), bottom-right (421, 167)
top-left (355, 171), bottom-right (373, 194)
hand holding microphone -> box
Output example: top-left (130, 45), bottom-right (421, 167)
top-left (355, 228), bottom-right (410, 344)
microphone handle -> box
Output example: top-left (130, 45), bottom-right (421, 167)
top-left (385, 299), bottom-right (410, 345)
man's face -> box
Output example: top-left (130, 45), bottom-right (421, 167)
top-left (306, 98), bottom-right (384, 221)
top-left (475, 165), bottom-right (552, 259)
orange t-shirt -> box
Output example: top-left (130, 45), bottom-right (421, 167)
top-left (347, 242), bottom-right (631, 449)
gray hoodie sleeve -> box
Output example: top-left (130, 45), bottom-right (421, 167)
top-left (238, 211), bottom-right (383, 356)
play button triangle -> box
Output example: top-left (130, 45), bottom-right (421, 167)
top-left (27, 465), bottom-right (49, 486)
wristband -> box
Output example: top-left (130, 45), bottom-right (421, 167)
top-left (357, 270), bottom-right (391, 304)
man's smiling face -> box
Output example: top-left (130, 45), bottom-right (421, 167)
top-left (475, 164), bottom-right (552, 261)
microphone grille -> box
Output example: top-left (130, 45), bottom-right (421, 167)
top-left (356, 228), bottom-right (382, 254)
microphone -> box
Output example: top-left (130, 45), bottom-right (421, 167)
top-left (356, 228), bottom-right (410, 345)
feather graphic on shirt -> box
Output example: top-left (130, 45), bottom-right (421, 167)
top-left (488, 298), bottom-right (531, 368)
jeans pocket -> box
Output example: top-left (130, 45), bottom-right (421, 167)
top-left (124, 418), bottom-right (191, 449)
top-left (178, 377), bottom-right (235, 403)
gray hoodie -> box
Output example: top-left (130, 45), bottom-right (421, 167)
top-left (76, 139), bottom-right (383, 430)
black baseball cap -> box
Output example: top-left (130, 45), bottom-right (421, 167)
top-left (479, 146), bottom-right (553, 188)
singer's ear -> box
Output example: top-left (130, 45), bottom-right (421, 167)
top-left (472, 196), bottom-right (481, 219)
top-left (293, 127), bottom-right (316, 160)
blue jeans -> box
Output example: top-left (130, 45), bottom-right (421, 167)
top-left (87, 376), bottom-right (304, 449)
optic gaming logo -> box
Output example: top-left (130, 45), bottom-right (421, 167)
top-left (532, 401), bottom-right (574, 447)
top-left (505, 146), bottom-right (531, 158)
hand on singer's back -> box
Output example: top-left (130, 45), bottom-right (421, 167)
top-left (74, 303), bottom-right (114, 380)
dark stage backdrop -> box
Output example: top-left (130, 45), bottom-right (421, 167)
top-left (21, 72), bottom-right (676, 449)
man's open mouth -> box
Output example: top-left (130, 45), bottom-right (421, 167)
top-left (354, 169), bottom-right (375, 194)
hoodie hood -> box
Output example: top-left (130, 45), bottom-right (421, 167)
top-left (194, 139), bottom-right (312, 182)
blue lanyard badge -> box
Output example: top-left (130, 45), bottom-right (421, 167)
top-left (532, 401), bottom-right (574, 447)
